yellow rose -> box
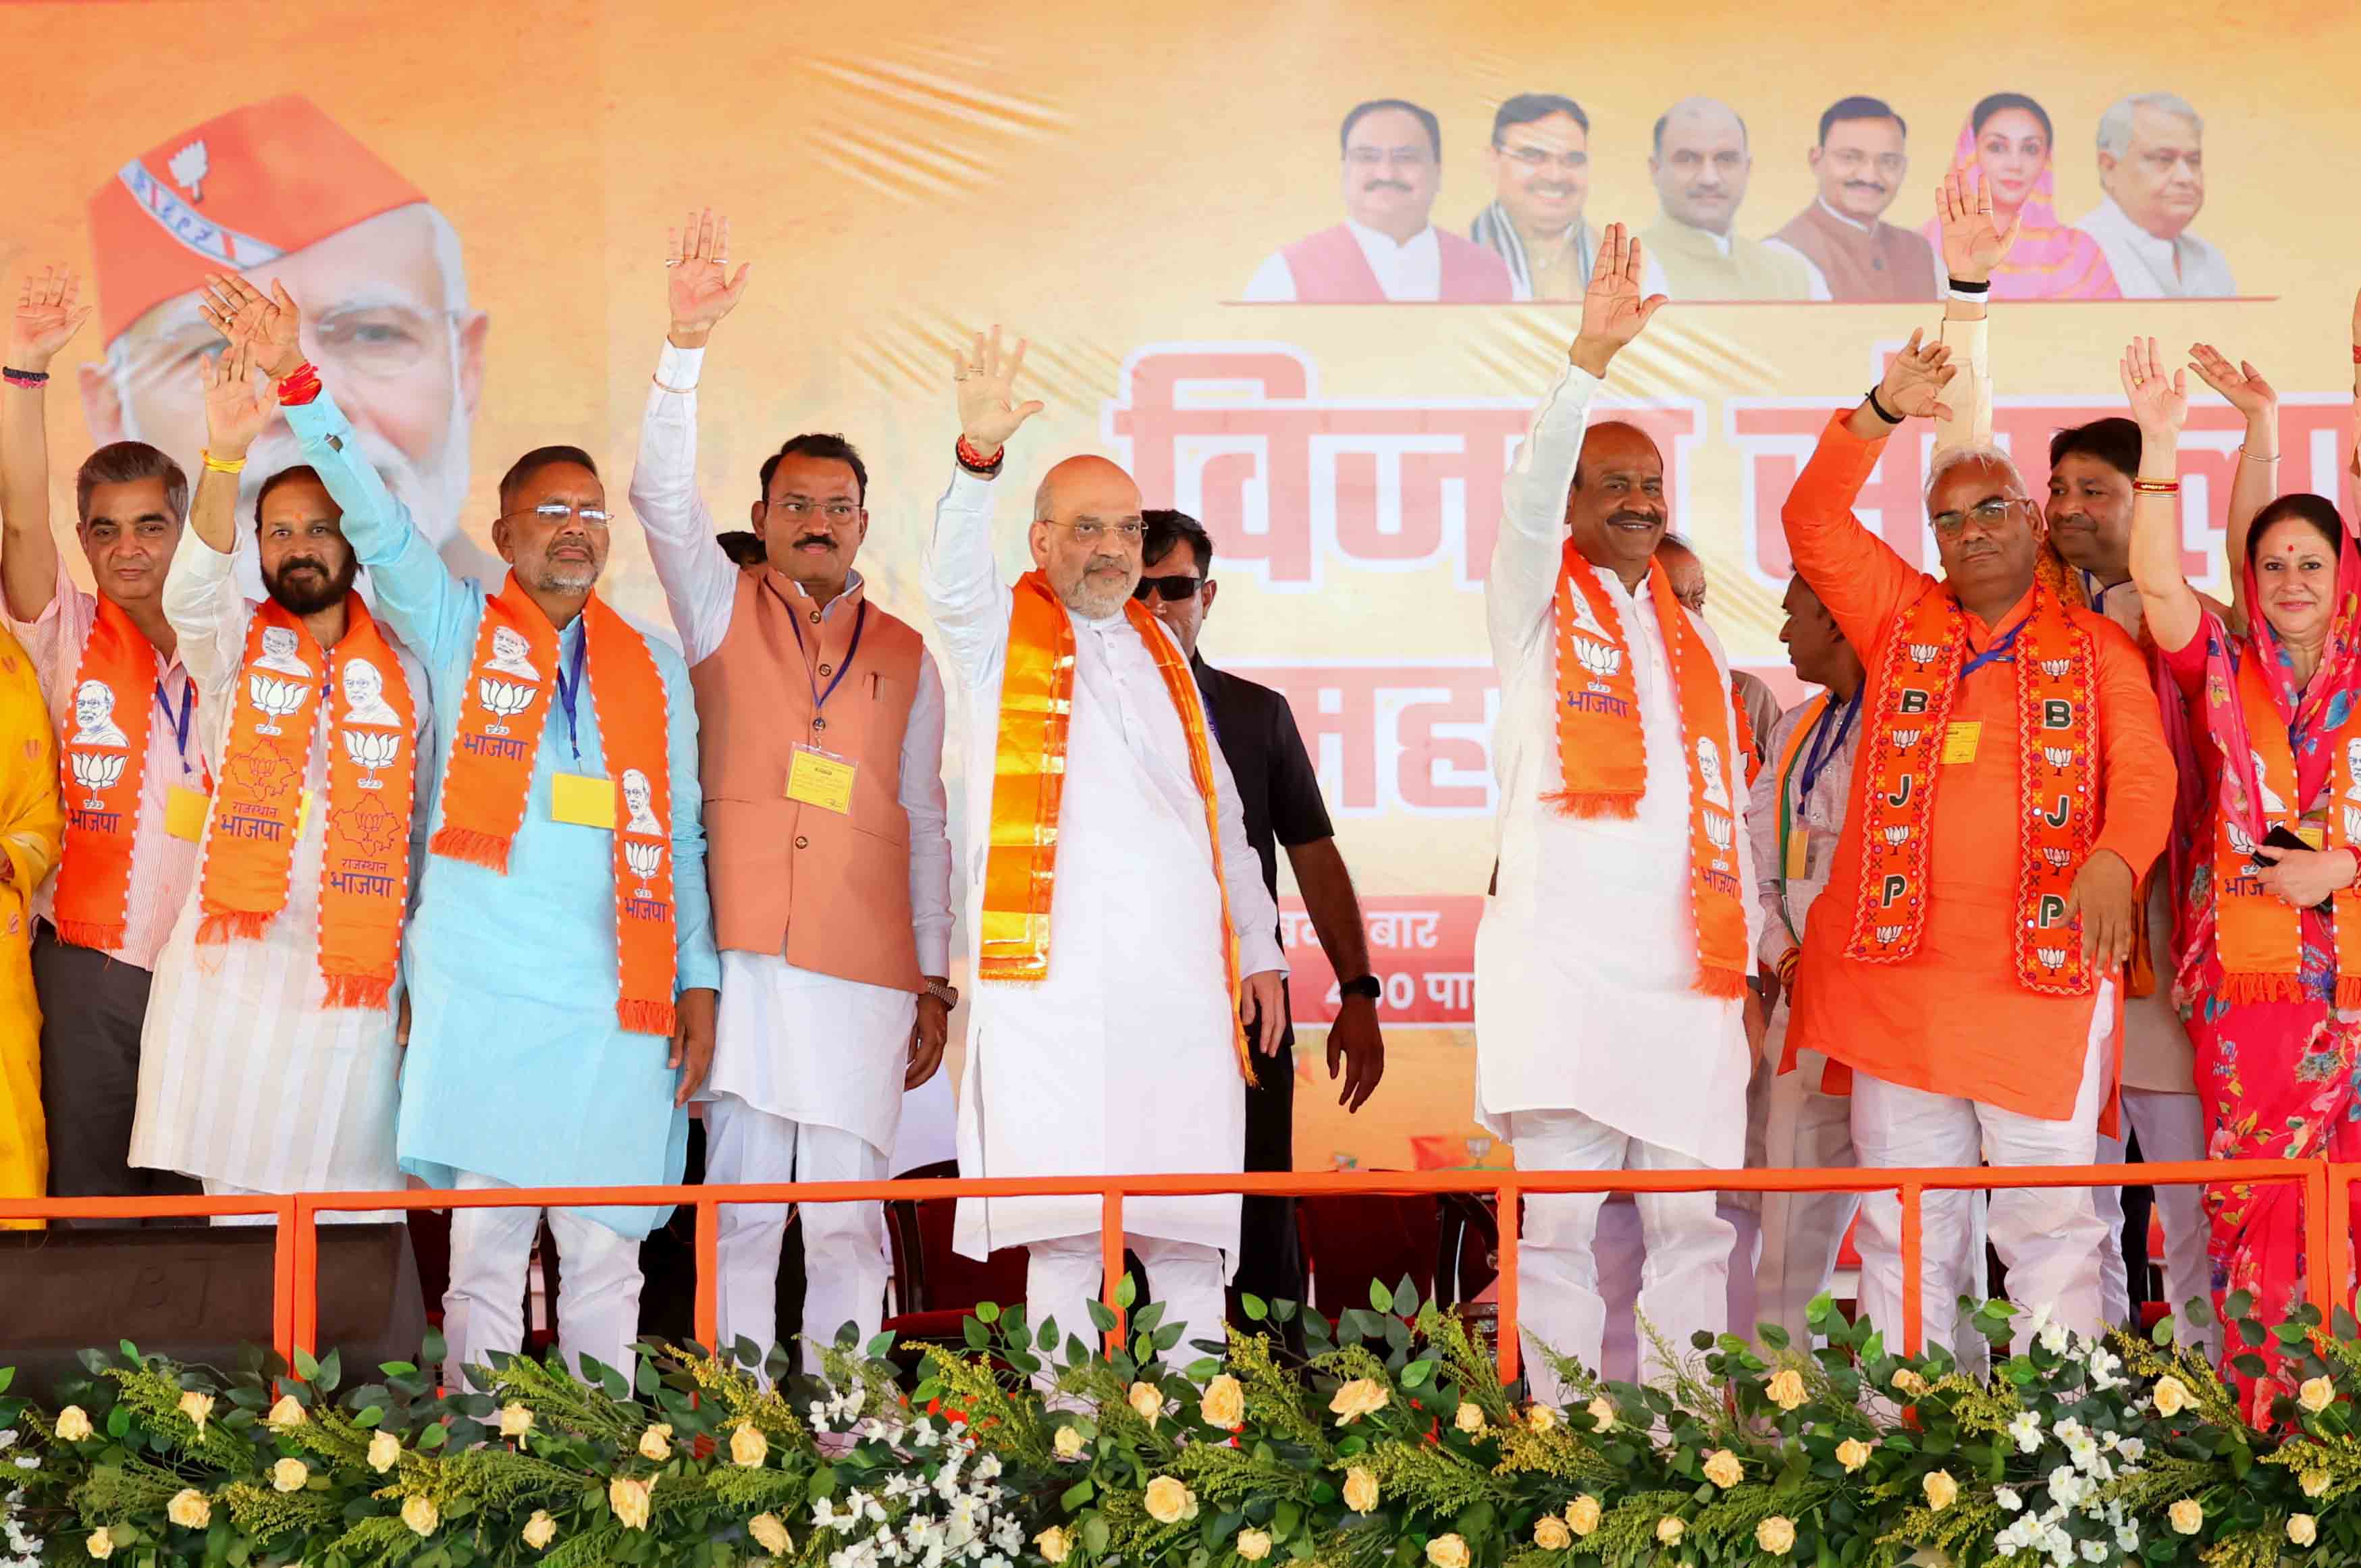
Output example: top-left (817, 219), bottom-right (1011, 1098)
top-left (750, 1513), bottom-right (792, 1557)
top-left (1200, 1374), bottom-right (1246, 1430)
top-left (87, 1526), bottom-right (115, 1560)
top-left (610, 1476), bottom-right (654, 1531)
top-left (731, 1422), bottom-right (769, 1467)
top-left (499, 1402), bottom-right (535, 1438)
top-left (1701, 1448), bottom-right (1743, 1489)
top-left (1566, 1496), bottom-right (1602, 1537)
top-left (1237, 1528), bottom-right (1273, 1561)
top-left (1756, 1516), bottom-right (1797, 1556)
top-left (368, 1430), bottom-right (401, 1474)
top-left (53, 1407), bottom-right (93, 1442)
top-left (1655, 1517), bottom-right (1685, 1546)
top-left (1890, 1369), bottom-right (1926, 1397)
top-left (638, 1423), bottom-right (673, 1461)
top-left (1764, 1369), bottom-right (1807, 1411)
top-left (1453, 1403), bottom-right (1485, 1436)
top-left (1922, 1470), bottom-right (1957, 1511)
top-left (2152, 1375), bottom-right (2190, 1417)
top-left (1532, 1516), bottom-right (1571, 1551)
top-left (1425, 1533), bottom-right (1469, 1568)
top-left (1835, 1437), bottom-right (1874, 1474)
top-left (402, 1496), bottom-right (440, 1538)
top-left (2300, 1377), bottom-right (2337, 1415)
top-left (271, 1457), bottom-right (309, 1493)
top-left (2169, 1498), bottom-right (2203, 1536)
top-left (1527, 1402), bottom-right (1560, 1434)
top-left (2289, 1513), bottom-right (2318, 1547)
top-left (1143, 1475), bottom-right (1198, 1525)
top-left (1035, 1526), bottom-right (1071, 1564)
top-left (178, 1391), bottom-right (215, 1432)
top-left (1342, 1465), bottom-right (1380, 1513)
top-left (1129, 1381), bottom-right (1166, 1428)
top-left (167, 1489), bottom-right (211, 1530)
top-left (1053, 1424), bottom-right (1088, 1459)
top-left (1585, 1396), bottom-right (1614, 1432)
top-left (2303, 1469), bottom-right (2333, 1499)
top-left (523, 1511), bottom-right (558, 1551)
top-left (266, 1395), bottom-right (307, 1430)
top-left (1329, 1378), bottom-right (1389, 1424)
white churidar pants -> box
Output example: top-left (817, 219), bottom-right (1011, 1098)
top-left (2093, 1087), bottom-right (2215, 1356)
top-left (440, 1170), bottom-right (644, 1388)
top-left (1852, 983), bottom-right (2112, 1356)
top-left (1026, 1235), bottom-right (1227, 1363)
top-left (704, 1094), bottom-right (891, 1361)
top-left (1508, 1107), bottom-right (1732, 1401)
top-left (201, 1179), bottom-right (399, 1226)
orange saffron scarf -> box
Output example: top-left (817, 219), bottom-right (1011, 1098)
top-left (1547, 546), bottom-right (1749, 999)
top-left (979, 569), bottom-right (1251, 1081)
top-left (2214, 654), bottom-right (2361, 1007)
top-left (55, 596), bottom-right (165, 950)
top-left (431, 576), bottom-right (679, 1037)
top-left (196, 597), bottom-right (418, 1009)
top-left (1849, 580), bottom-right (2098, 993)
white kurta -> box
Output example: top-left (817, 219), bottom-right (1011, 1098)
top-left (1472, 366), bottom-right (1755, 1166)
top-left (626, 342), bottom-right (955, 1155)
top-left (923, 466), bottom-right (1284, 1262)
top-left (129, 531), bottom-right (432, 1195)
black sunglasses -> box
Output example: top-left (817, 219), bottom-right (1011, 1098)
top-left (1132, 576), bottom-right (1204, 603)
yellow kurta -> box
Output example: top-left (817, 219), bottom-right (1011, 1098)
top-left (0, 623), bottom-right (65, 1223)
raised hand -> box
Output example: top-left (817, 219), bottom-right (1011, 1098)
top-left (1934, 166), bottom-right (2019, 284)
top-left (196, 273), bottom-right (304, 379)
top-left (1569, 221), bottom-right (1667, 376)
top-left (201, 337), bottom-right (277, 458)
top-left (2119, 336), bottom-right (2188, 437)
top-left (1875, 328), bottom-right (1958, 421)
top-left (665, 207), bottom-right (751, 348)
top-left (2187, 342), bottom-right (2275, 418)
top-left (952, 325), bottom-right (1044, 458)
top-left (9, 265), bottom-right (92, 369)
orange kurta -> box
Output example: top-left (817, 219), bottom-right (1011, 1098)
top-left (1782, 411), bottom-right (2175, 1120)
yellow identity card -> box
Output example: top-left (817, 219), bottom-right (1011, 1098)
top-left (786, 745), bottom-right (857, 813)
top-left (552, 772), bottom-right (616, 829)
top-left (165, 784), bottom-right (211, 841)
top-left (1940, 722), bottom-right (1982, 765)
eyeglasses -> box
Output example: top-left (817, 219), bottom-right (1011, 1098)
top-left (769, 499), bottom-right (861, 522)
top-left (504, 501), bottom-right (612, 529)
top-left (1928, 496), bottom-right (2026, 538)
top-left (1050, 519), bottom-right (1144, 544)
top-left (1497, 144), bottom-right (1588, 172)
top-left (1134, 575), bottom-right (1205, 603)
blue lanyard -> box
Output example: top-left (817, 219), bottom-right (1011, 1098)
top-left (153, 679), bottom-right (194, 775)
top-left (1957, 614), bottom-right (2030, 682)
top-left (787, 600), bottom-right (868, 716)
top-left (1796, 686), bottom-right (1861, 802)
top-left (552, 628), bottom-right (589, 763)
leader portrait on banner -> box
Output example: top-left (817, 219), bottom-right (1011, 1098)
top-left (1765, 97), bottom-right (1940, 302)
top-left (1641, 98), bottom-right (1825, 301)
top-left (2073, 92), bottom-right (2235, 299)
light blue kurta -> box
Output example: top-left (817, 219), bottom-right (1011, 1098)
top-left (286, 390), bottom-right (720, 1238)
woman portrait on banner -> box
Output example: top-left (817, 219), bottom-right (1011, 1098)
top-left (2121, 331), bottom-right (2359, 1411)
top-left (0, 620), bottom-right (64, 1224)
top-left (1923, 92), bottom-right (2120, 300)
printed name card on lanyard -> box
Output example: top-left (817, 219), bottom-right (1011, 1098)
top-left (785, 601), bottom-right (867, 815)
top-left (157, 677), bottom-right (211, 840)
top-left (549, 629), bottom-right (616, 829)
top-left (1944, 613), bottom-right (2027, 767)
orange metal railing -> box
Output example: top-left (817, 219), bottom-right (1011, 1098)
top-left (4, 1159), bottom-right (2355, 1384)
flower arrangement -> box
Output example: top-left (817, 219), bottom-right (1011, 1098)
top-left (7, 1279), bottom-right (2361, 1567)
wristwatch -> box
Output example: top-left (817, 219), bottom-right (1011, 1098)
top-left (924, 979), bottom-right (960, 1008)
top-left (1337, 974), bottom-right (1382, 1004)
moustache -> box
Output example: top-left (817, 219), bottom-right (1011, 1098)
top-left (279, 558), bottom-right (327, 574)
top-left (1086, 554), bottom-right (1128, 573)
top-left (1610, 510), bottom-right (1664, 529)
top-left (795, 534), bottom-right (834, 550)
top-left (1844, 180), bottom-right (1887, 192)
top-left (1364, 180), bottom-right (1414, 193)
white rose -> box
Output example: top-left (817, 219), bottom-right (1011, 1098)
top-left (749, 1513), bottom-right (791, 1556)
top-left (2151, 1375), bottom-right (2190, 1417)
top-left (498, 1403), bottom-right (534, 1438)
top-left (86, 1526), bottom-right (115, 1560)
top-left (1453, 1402), bottom-right (1485, 1435)
top-left (167, 1489), bottom-right (211, 1530)
top-left (266, 1395), bottom-right (307, 1430)
top-left (53, 1407), bottom-right (93, 1443)
top-left (2300, 1378), bottom-right (2337, 1415)
top-left (402, 1496), bottom-right (440, 1538)
top-left (638, 1423), bottom-right (673, 1462)
top-left (2168, 1498), bottom-right (2203, 1536)
top-left (523, 1511), bottom-right (558, 1550)
top-left (178, 1391), bottom-right (215, 1432)
top-left (2302, 1469), bottom-right (2333, 1499)
top-left (367, 1430), bottom-right (402, 1474)
top-left (2289, 1513), bottom-right (2318, 1547)
top-left (1053, 1424), bottom-right (1087, 1459)
top-left (271, 1457), bottom-right (309, 1493)
top-left (1236, 1528), bottom-right (1273, 1561)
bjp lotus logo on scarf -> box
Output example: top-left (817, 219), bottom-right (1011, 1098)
top-left (1703, 809), bottom-right (1732, 853)
top-left (1572, 637), bottom-right (1621, 682)
top-left (2036, 946), bottom-right (2068, 971)
top-left (2040, 658), bottom-right (2073, 678)
top-left (1882, 824), bottom-right (1910, 846)
top-left (1891, 729), bottom-right (1921, 749)
top-left (2343, 805), bottom-right (2361, 845)
top-left (477, 678), bottom-right (537, 735)
top-left (70, 749), bottom-right (126, 805)
top-left (342, 728), bottom-right (401, 789)
top-left (2043, 846), bottom-right (2073, 867)
top-left (1907, 641), bottom-right (1943, 666)
top-left (248, 672), bottom-right (309, 736)
top-left (2042, 746), bottom-right (2075, 771)
top-left (624, 838), bottom-right (664, 896)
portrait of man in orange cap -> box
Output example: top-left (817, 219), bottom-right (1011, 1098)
top-left (80, 95), bottom-right (496, 581)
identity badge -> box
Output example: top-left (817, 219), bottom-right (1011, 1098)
top-left (552, 772), bottom-right (617, 830)
top-left (786, 745), bottom-right (857, 814)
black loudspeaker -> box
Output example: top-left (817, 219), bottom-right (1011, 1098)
top-left (0, 1223), bottom-right (428, 1401)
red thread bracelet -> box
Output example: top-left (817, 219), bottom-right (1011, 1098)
top-left (955, 435), bottom-right (1003, 472)
top-left (276, 361), bottom-right (323, 406)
